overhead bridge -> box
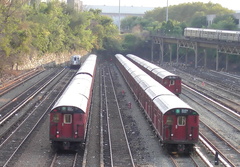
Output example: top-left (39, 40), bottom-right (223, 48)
top-left (151, 35), bottom-right (240, 71)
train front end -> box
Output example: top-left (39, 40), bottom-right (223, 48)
top-left (70, 55), bottom-right (81, 69)
top-left (163, 107), bottom-right (199, 153)
top-left (154, 95), bottom-right (199, 154)
top-left (49, 106), bottom-right (87, 151)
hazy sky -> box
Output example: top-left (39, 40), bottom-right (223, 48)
top-left (81, 0), bottom-right (239, 11)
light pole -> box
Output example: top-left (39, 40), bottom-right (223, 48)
top-left (166, 0), bottom-right (168, 21)
top-left (118, 0), bottom-right (121, 33)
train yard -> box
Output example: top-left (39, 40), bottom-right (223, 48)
top-left (0, 55), bottom-right (239, 167)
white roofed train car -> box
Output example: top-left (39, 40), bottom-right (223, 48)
top-left (115, 54), bottom-right (199, 153)
top-left (184, 27), bottom-right (240, 42)
top-left (49, 54), bottom-right (97, 151)
top-left (126, 54), bottom-right (181, 95)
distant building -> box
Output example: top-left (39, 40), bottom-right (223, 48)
top-left (233, 13), bottom-right (240, 28)
top-left (40, 0), bottom-right (82, 11)
top-left (84, 5), bottom-right (154, 30)
top-left (207, 12), bottom-right (240, 28)
top-left (67, 0), bottom-right (82, 11)
top-left (41, 0), bottom-right (67, 3)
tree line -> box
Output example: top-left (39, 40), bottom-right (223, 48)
top-left (120, 2), bottom-right (240, 71)
top-left (0, 0), bottom-right (121, 74)
top-left (0, 1), bottom-right (239, 74)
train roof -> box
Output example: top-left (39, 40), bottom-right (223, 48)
top-left (137, 75), bottom-right (161, 90)
top-left (153, 95), bottom-right (198, 115)
top-left (126, 54), bottom-right (178, 79)
top-left (71, 55), bottom-right (81, 60)
top-left (76, 54), bottom-right (97, 76)
top-left (185, 27), bottom-right (240, 34)
top-left (152, 69), bottom-right (179, 79)
top-left (71, 54), bottom-right (81, 57)
top-left (51, 74), bottom-right (92, 113)
top-left (145, 85), bottom-right (174, 100)
top-left (51, 54), bottom-right (97, 113)
top-left (116, 54), bottom-right (197, 115)
top-left (116, 54), bottom-right (175, 94)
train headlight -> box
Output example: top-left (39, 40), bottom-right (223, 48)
top-left (189, 134), bottom-right (192, 136)
top-left (74, 131), bottom-right (78, 138)
top-left (56, 131), bottom-right (60, 138)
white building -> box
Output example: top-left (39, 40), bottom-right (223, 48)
top-left (40, 0), bottom-right (82, 11)
top-left (84, 5), bottom-right (154, 30)
top-left (207, 12), bottom-right (240, 28)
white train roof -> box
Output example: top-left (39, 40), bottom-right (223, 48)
top-left (153, 95), bottom-right (196, 115)
top-left (71, 55), bottom-right (81, 59)
top-left (152, 69), bottom-right (179, 79)
top-left (117, 54), bottom-right (197, 115)
top-left (185, 27), bottom-right (240, 34)
top-left (137, 75), bottom-right (160, 90)
top-left (126, 54), bottom-right (178, 79)
top-left (145, 85), bottom-right (174, 100)
top-left (51, 55), bottom-right (96, 113)
top-left (76, 54), bottom-right (97, 76)
top-left (52, 74), bottom-right (92, 113)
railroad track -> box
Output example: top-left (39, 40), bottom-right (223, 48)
top-left (169, 67), bottom-right (240, 115)
top-left (100, 63), bottom-right (135, 167)
top-left (182, 80), bottom-right (240, 114)
top-left (0, 69), bottom-right (44, 97)
top-left (173, 66), bottom-right (240, 93)
top-left (170, 154), bottom-right (199, 167)
top-left (183, 84), bottom-right (240, 132)
top-left (0, 68), bottom-right (76, 167)
top-left (82, 64), bottom-right (101, 167)
top-left (182, 86), bottom-right (240, 167)
top-left (199, 122), bottom-right (240, 167)
top-left (50, 152), bottom-right (79, 167)
top-left (0, 69), bottom-right (64, 126)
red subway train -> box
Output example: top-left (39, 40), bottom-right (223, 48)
top-left (126, 54), bottom-right (181, 96)
top-left (115, 54), bottom-right (199, 153)
top-left (49, 54), bottom-right (97, 151)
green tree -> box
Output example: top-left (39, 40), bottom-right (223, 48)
top-left (144, 2), bottom-right (234, 24)
top-left (190, 12), bottom-right (207, 28)
top-left (210, 15), bottom-right (238, 30)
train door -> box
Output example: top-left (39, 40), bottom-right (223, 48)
top-left (168, 79), bottom-right (175, 93)
top-left (187, 115), bottom-right (199, 141)
top-left (175, 116), bottom-right (187, 140)
top-left (61, 114), bottom-right (73, 138)
top-left (49, 112), bottom-right (60, 139)
top-left (73, 113), bottom-right (85, 139)
top-left (163, 116), bottom-right (173, 140)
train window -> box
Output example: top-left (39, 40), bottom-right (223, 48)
top-left (166, 116), bottom-right (173, 125)
top-left (52, 114), bottom-right (59, 123)
top-left (64, 114), bottom-right (72, 124)
top-left (61, 107), bottom-right (67, 111)
top-left (170, 80), bottom-right (175, 85)
top-left (178, 116), bottom-right (186, 126)
top-left (67, 107), bottom-right (74, 112)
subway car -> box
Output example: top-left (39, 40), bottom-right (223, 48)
top-left (115, 54), bottom-right (199, 153)
top-left (126, 54), bottom-right (181, 96)
top-left (70, 55), bottom-right (81, 69)
top-left (184, 27), bottom-right (240, 42)
top-left (49, 54), bottom-right (97, 151)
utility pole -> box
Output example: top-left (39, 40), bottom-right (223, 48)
top-left (118, 0), bottom-right (121, 33)
top-left (166, 0), bottom-right (168, 21)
